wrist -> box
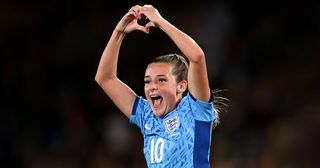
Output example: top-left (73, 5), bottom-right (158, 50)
top-left (156, 17), bottom-right (169, 31)
top-left (113, 29), bottom-right (126, 39)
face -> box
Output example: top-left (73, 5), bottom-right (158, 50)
top-left (144, 63), bottom-right (186, 117)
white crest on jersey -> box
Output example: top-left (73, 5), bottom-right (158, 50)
top-left (164, 115), bottom-right (180, 136)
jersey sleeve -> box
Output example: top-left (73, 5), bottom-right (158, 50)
top-left (130, 96), bottom-right (147, 129)
top-left (187, 92), bottom-right (216, 122)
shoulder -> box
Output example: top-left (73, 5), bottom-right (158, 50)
top-left (132, 96), bottom-right (150, 114)
top-left (179, 92), bottom-right (213, 106)
top-left (181, 92), bottom-right (216, 122)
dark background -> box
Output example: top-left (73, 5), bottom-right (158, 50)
top-left (1, 0), bottom-right (319, 167)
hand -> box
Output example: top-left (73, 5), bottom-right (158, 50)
top-left (140, 5), bottom-right (163, 29)
top-left (115, 5), bottom-right (150, 34)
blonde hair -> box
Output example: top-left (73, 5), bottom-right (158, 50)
top-left (212, 89), bottom-right (229, 128)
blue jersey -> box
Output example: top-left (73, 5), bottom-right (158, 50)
top-left (130, 92), bottom-right (216, 168)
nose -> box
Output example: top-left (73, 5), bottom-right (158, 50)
top-left (149, 82), bottom-right (158, 92)
top-left (151, 87), bottom-right (158, 92)
top-left (151, 85), bottom-right (158, 91)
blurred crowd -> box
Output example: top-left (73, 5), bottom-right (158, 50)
top-left (1, 0), bottom-right (319, 168)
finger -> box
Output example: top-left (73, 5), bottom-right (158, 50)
top-left (143, 4), bottom-right (153, 8)
top-left (123, 11), bottom-right (137, 23)
top-left (145, 22), bottom-right (156, 28)
top-left (136, 25), bottom-right (150, 34)
top-left (127, 11), bottom-right (136, 17)
top-left (130, 5), bottom-right (141, 17)
top-left (141, 4), bottom-right (154, 14)
top-left (131, 5), bottom-right (141, 11)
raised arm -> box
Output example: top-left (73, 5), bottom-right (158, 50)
top-left (95, 5), bottom-right (149, 117)
top-left (140, 5), bottom-right (211, 102)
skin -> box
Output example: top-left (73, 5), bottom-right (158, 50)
top-left (144, 63), bottom-right (187, 117)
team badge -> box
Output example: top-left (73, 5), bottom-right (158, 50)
top-left (164, 115), bottom-right (180, 136)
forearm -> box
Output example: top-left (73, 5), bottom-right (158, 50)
top-left (157, 16), bottom-right (211, 101)
top-left (95, 30), bottom-right (126, 83)
top-left (157, 18), bottom-right (205, 63)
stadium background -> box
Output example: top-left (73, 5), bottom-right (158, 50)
top-left (1, 0), bottom-right (319, 167)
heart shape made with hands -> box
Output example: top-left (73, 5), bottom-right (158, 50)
top-left (137, 14), bottom-right (151, 27)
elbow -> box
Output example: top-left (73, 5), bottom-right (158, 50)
top-left (95, 74), bottom-right (102, 85)
top-left (95, 73), bottom-right (106, 85)
top-left (192, 49), bottom-right (205, 63)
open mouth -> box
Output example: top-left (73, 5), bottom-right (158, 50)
top-left (151, 95), bottom-right (163, 108)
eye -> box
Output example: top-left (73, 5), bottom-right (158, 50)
top-left (158, 78), bottom-right (167, 83)
top-left (144, 80), bottom-right (150, 84)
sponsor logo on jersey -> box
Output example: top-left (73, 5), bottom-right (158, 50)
top-left (144, 124), bottom-right (151, 130)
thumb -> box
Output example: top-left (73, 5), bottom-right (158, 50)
top-left (145, 22), bottom-right (156, 28)
top-left (136, 25), bottom-right (150, 34)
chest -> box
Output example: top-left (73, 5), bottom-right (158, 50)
top-left (142, 114), bottom-right (195, 165)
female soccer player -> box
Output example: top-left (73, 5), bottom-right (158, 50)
top-left (95, 5), bottom-right (219, 167)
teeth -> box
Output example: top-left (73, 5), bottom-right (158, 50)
top-left (150, 95), bottom-right (161, 99)
top-left (151, 97), bottom-right (161, 100)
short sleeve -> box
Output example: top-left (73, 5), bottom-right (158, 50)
top-left (187, 92), bottom-right (216, 122)
top-left (130, 96), bottom-right (147, 129)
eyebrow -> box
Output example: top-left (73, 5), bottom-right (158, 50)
top-left (144, 75), bottom-right (167, 79)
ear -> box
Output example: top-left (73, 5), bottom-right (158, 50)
top-left (177, 80), bottom-right (188, 95)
